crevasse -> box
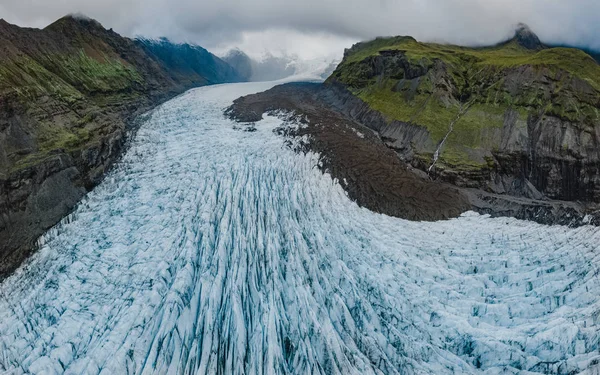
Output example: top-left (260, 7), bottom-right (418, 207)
top-left (0, 81), bottom-right (599, 375)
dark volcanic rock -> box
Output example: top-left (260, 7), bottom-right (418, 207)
top-left (513, 23), bottom-right (545, 50)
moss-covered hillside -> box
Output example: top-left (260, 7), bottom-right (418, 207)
top-left (327, 28), bottom-right (600, 178)
top-left (0, 15), bottom-right (242, 174)
top-left (0, 15), bottom-right (243, 278)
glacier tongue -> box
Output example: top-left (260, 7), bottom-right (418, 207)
top-left (0, 81), bottom-right (600, 375)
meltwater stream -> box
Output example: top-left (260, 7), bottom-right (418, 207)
top-left (1, 81), bottom-right (600, 375)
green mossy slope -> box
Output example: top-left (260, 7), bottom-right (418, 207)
top-left (328, 34), bottom-right (600, 171)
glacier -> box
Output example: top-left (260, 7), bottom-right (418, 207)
top-left (0, 80), bottom-right (600, 375)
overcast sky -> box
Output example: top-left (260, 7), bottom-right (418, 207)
top-left (1, 0), bottom-right (599, 59)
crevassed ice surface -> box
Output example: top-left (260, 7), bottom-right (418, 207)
top-left (1, 81), bottom-right (600, 375)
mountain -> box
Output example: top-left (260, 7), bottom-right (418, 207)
top-left (222, 48), bottom-right (339, 81)
top-left (511, 23), bottom-right (545, 50)
top-left (136, 37), bottom-right (240, 85)
top-left (221, 49), bottom-right (254, 81)
top-left (325, 25), bottom-right (600, 203)
top-left (227, 25), bottom-right (600, 225)
top-left (0, 15), bottom-right (243, 277)
top-left (222, 49), bottom-right (296, 81)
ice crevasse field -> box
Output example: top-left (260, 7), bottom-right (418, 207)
top-left (0, 78), bottom-right (600, 375)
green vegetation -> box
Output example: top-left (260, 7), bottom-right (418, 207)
top-left (53, 51), bottom-right (143, 93)
top-left (38, 122), bottom-right (92, 151)
top-left (450, 104), bottom-right (507, 148)
top-left (338, 38), bottom-right (600, 89)
top-left (0, 49), bottom-right (143, 173)
top-left (0, 55), bottom-right (83, 101)
top-left (0, 49), bottom-right (142, 99)
top-left (10, 118), bottom-right (105, 172)
top-left (330, 35), bottom-right (600, 170)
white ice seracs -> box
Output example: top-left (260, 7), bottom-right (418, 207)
top-left (0, 81), bottom-right (599, 375)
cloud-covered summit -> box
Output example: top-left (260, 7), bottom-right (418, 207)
top-left (1, 0), bottom-right (599, 59)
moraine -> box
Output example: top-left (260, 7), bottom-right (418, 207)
top-left (0, 80), bottom-right (599, 375)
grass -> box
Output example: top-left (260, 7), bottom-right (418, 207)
top-left (450, 104), bottom-right (507, 148)
top-left (0, 55), bottom-right (83, 101)
top-left (0, 49), bottom-right (143, 99)
top-left (331, 35), bottom-right (600, 169)
top-left (10, 119), bottom-right (98, 171)
top-left (38, 123), bottom-right (92, 151)
top-left (339, 38), bottom-right (600, 90)
top-left (54, 50), bottom-right (143, 93)
top-left (438, 148), bottom-right (488, 171)
top-left (357, 80), bottom-right (433, 124)
top-left (355, 79), bottom-right (508, 144)
top-left (0, 49), bottom-right (143, 173)
top-left (356, 79), bottom-right (458, 142)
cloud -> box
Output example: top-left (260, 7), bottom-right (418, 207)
top-left (1, 0), bottom-right (599, 59)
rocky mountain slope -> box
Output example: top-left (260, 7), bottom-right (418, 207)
top-left (137, 38), bottom-right (240, 86)
top-left (326, 25), bottom-right (600, 203)
top-left (0, 15), bottom-right (242, 278)
top-left (227, 26), bottom-right (600, 226)
top-left (227, 82), bottom-right (471, 222)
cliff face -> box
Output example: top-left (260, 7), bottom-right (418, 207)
top-left (326, 27), bottom-right (600, 203)
top-left (0, 15), bottom-right (243, 277)
top-left (226, 82), bottom-right (472, 222)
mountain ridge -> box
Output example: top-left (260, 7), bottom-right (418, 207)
top-left (227, 24), bottom-right (600, 225)
top-left (325, 24), bottom-right (600, 203)
top-left (0, 15), bottom-right (243, 278)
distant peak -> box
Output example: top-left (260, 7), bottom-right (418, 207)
top-left (67, 12), bottom-right (91, 21)
top-left (225, 48), bottom-right (249, 57)
top-left (46, 13), bottom-right (105, 32)
top-left (0, 18), bottom-right (14, 28)
top-left (513, 23), bottom-right (544, 50)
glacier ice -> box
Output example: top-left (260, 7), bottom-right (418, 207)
top-left (0, 81), bottom-right (599, 375)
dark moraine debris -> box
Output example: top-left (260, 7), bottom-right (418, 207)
top-left (228, 83), bottom-right (471, 222)
top-left (227, 82), bottom-right (600, 226)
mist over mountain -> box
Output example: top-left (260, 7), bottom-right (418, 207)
top-left (222, 48), bottom-right (339, 81)
top-left (2, 0), bottom-right (599, 64)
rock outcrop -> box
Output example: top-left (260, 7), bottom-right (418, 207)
top-left (513, 23), bottom-right (545, 50)
top-left (326, 26), bottom-right (600, 206)
top-left (227, 82), bottom-right (471, 221)
top-left (228, 82), bottom-right (600, 226)
top-left (0, 15), bottom-right (243, 278)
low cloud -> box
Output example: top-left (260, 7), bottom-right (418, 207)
top-left (1, 0), bottom-right (599, 59)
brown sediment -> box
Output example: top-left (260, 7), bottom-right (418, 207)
top-left (228, 82), bottom-right (470, 222)
top-left (227, 82), bottom-right (600, 226)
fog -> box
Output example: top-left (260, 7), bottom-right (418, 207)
top-left (1, 0), bottom-right (598, 59)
